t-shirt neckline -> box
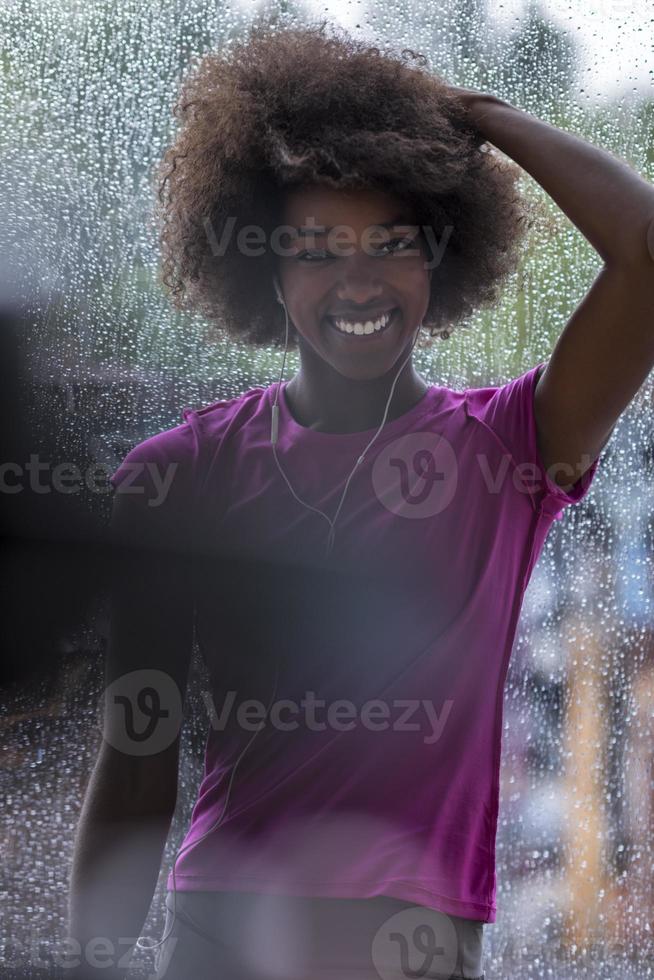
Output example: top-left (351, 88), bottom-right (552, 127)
top-left (274, 380), bottom-right (437, 444)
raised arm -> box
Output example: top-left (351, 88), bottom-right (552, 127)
top-left (452, 88), bottom-right (654, 491)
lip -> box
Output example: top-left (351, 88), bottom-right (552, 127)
top-left (325, 307), bottom-right (400, 341)
top-left (327, 305), bottom-right (397, 320)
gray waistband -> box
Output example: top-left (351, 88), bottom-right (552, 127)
top-left (161, 890), bottom-right (485, 979)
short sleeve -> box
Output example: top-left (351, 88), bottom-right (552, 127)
top-left (109, 415), bottom-right (200, 551)
top-left (463, 360), bottom-right (602, 521)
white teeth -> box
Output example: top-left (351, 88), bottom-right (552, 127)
top-left (332, 310), bottom-right (394, 335)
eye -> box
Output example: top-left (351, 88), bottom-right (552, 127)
top-left (294, 235), bottom-right (418, 262)
top-left (377, 235), bottom-right (418, 255)
top-left (296, 249), bottom-right (330, 262)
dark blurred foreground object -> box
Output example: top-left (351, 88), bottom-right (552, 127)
top-left (0, 302), bottom-right (376, 693)
top-left (0, 304), bottom-right (111, 689)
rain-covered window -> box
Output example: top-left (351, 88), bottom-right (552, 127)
top-left (1, 1), bottom-right (653, 978)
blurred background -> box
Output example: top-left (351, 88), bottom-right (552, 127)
top-left (0, 0), bottom-right (653, 976)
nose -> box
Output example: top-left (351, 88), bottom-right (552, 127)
top-left (334, 253), bottom-right (384, 306)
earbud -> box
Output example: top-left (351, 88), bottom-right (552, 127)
top-left (273, 277), bottom-right (284, 306)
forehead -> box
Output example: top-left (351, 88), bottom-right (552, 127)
top-left (281, 184), bottom-right (417, 231)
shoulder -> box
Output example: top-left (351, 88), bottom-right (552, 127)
top-left (457, 360), bottom-right (600, 515)
top-left (461, 362), bottom-right (546, 422)
top-left (107, 386), bottom-right (270, 551)
top-left (180, 384), bottom-right (269, 447)
top-left (108, 419), bottom-right (195, 506)
top-left (109, 385), bottom-right (269, 504)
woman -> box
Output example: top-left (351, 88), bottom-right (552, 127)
top-left (68, 17), bottom-right (654, 980)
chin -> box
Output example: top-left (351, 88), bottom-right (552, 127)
top-left (327, 357), bottom-right (402, 383)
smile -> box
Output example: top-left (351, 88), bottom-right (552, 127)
top-left (325, 307), bottom-right (400, 339)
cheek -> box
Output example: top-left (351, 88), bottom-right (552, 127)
top-left (392, 266), bottom-right (432, 314)
top-left (285, 269), bottom-right (329, 308)
top-left (391, 253), bottom-right (431, 285)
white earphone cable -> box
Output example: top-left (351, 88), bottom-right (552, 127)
top-left (270, 282), bottom-right (422, 559)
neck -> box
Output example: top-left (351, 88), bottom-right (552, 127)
top-left (283, 353), bottom-right (430, 435)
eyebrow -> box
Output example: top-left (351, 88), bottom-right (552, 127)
top-left (294, 213), bottom-right (416, 236)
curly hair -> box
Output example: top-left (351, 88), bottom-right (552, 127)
top-left (154, 18), bottom-right (540, 348)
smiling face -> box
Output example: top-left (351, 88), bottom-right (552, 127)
top-left (275, 184), bottom-right (434, 382)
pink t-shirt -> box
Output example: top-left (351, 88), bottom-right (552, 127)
top-left (109, 361), bottom-right (600, 923)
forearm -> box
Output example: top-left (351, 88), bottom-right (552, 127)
top-left (66, 768), bottom-right (174, 980)
top-left (467, 94), bottom-right (654, 266)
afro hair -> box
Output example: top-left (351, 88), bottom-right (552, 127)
top-left (154, 18), bottom-right (539, 348)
